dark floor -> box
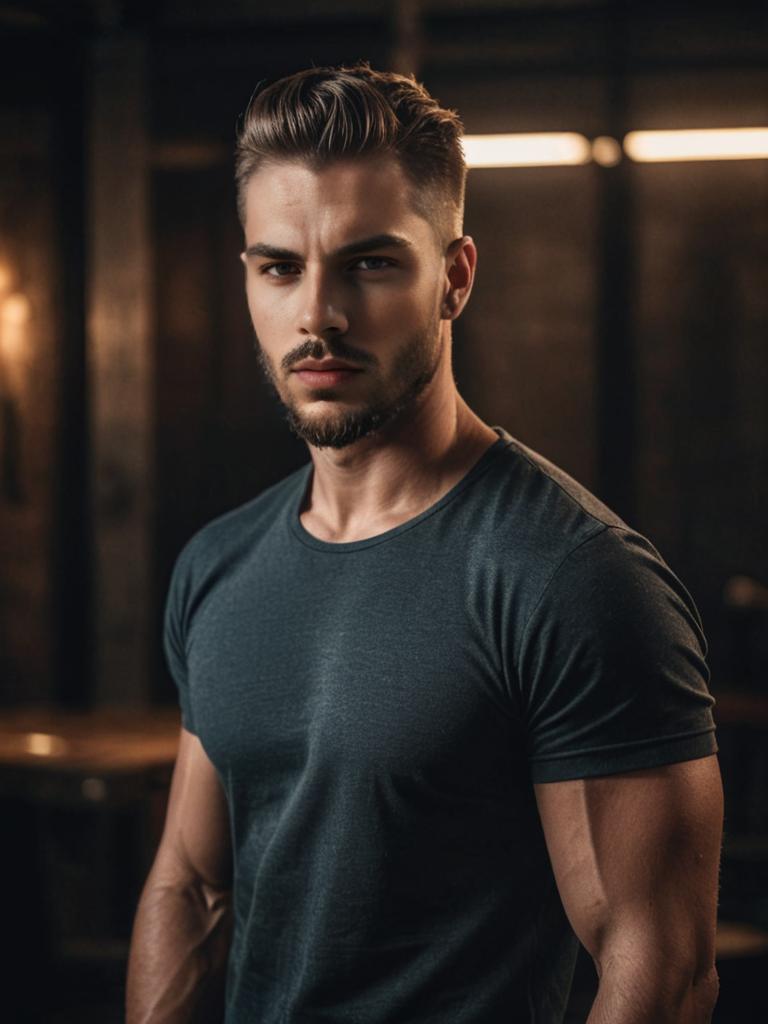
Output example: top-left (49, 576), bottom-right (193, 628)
top-left (3, 944), bottom-right (764, 1023)
top-left (10, 959), bottom-right (125, 1024)
top-left (565, 944), bottom-right (768, 1024)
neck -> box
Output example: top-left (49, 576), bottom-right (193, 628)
top-left (299, 348), bottom-right (498, 543)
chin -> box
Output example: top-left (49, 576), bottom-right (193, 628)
top-left (284, 402), bottom-right (388, 450)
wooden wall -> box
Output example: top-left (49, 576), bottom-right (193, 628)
top-left (0, 2), bottom-right (766, 706)
top-left (0, 29), bottom-right (88, 706)
top-left (0, 106), bottom-right (59, 703)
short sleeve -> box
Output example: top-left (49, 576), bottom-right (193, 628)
top-left (518, 526), bottom-right (716, 783)
top-left (163, 547), bottom-right (197, 735)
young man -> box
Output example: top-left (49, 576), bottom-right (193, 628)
top-left (127, 65), bottom-right (722, 1023)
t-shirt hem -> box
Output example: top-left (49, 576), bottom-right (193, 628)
top-left (529, 728), bottom-right (717, 783)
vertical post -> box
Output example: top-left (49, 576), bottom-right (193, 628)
top-left (87, 29), bottom-right (153, 706)
top-left (595, 6), bottom-right (636, 522)
top-left (52, 28), bottom-right (91, 708)
top-left (391, 0), bottom-right (423, 77)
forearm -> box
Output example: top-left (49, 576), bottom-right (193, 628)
top-left (586, 957), bottom-right (719, 1024)
top-left (126, 870), bottom-right (232, 1024)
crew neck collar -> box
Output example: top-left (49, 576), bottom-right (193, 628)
top-left (289, 426), bottom-right (513, 553)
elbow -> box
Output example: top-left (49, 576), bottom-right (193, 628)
top-left (689, 963), bottom-right (719, 1020)
top-left (593, 951), bottom-right (720, 1022)
top-left (647, 962), bottom-right (720, 1023)
top-left (664, 957), bottom-right (719, 1019)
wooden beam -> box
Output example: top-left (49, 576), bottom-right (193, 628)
top-left (391, 0), bottom-right (423, 77)
top-left (87, 31), bottom-right (153, 706)
top-left (595, 7), bottom-right (636, 522)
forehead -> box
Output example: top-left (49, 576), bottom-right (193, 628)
top-left (242, 156), bottom-right (435, 251)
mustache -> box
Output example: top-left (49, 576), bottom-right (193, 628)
top-left (280, 337), bottom-right (377, 372)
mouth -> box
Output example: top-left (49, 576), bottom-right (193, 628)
top-left (290, 358), bottom-right (365, 390)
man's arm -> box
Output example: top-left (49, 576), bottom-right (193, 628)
top-left (127, 727), bottom-right (234, 1024)
top-left (534, 755), bottom-right (723, 1024)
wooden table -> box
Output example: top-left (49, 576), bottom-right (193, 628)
top-left (0, 706), bottom-right (181, 985)
top-left (0, 705), bottom-right (180, 796)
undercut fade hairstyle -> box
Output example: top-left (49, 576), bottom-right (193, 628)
top-left (234, 62), bottom-right (466, 244)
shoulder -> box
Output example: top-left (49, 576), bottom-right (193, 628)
top-left (467, 431), bottom-right (704, 636)
top-left (491, 431), bottom-right (626, 537)
top-left (524, 522), bottom-right (703, 637)
top-left (170, 463), bottom-right (310, 597)
top-left (467, 431), bottom-right (629, 591)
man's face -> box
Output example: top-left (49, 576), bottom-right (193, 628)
top-left (240, 156), bottom-right (451, 449)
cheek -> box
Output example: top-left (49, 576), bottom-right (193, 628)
top-left (366, 282), bottom-right (435, 325)
top-left (246, 283), bottom-right (284, 337)
top-left (244, 279), bottom-right (260, 323)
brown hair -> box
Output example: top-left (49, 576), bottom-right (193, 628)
top-left (234, 63), bottom-right (466, 242)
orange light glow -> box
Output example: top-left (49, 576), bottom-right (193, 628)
top-left (25, 732), bottom-right (69, 757)
top-left (2, 293), bottom-right (30, 327)
top-left (0, 293), bottom-right (31, 367)
top-left (0, 264), bottom-right (12, 294)
top-left (591, 136), bottom-right (623, 167)
top-left (624, 128), bottom-right (768, 163)
top-left (462, 133), bottom-right (592, 168)
top-left (0, 293), bottom-right (31, 395)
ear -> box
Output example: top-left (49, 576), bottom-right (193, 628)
top-left (441, 236), bottom-right (477, 321)
top-left (239, 251), bottom-right (247, 265)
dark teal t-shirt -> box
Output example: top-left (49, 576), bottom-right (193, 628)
top-left (164, 428), bottom-right (716, 1023)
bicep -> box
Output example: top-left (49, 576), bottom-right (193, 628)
top-left (153, 727), bottom-right (233, 891)
top-left (534, 755), bottom-right (723, 970)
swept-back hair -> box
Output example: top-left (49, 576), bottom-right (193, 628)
top-left (234, 63), bottom-right (466, 240)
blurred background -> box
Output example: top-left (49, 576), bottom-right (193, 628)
top-left (1, 0), bottom-right (767, 1020)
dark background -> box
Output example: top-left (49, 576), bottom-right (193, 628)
top-left (1, 0), bottom-right (767, 1020)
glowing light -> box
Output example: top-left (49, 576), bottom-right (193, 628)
top-left (1, 293), bottom-right (31, 367)
top-left (25, 732), bottom-right (68, 757)
top-left (462, 133), bottom-right (592, 168)
top-left (591, 136), bottom-right (622, 167)
top-left (2, 293), bottom-right (30, 326)
top-left (624, 128), bottom-right (768, 163)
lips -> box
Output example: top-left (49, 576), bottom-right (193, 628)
top-left (291, 358), bottom-right (362, 372)
top-left (290, 357), bottom-right (364, 390)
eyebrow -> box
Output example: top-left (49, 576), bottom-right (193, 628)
top-left (243, 233), bottom-right (414, 261)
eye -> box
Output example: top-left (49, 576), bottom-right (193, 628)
top-left (352, 256), bottom-right (395, 271)
top-left (262, 262), bottom-right (300, 277)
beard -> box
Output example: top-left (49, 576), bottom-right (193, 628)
top-left (254, 319), bottom-right (443, 450)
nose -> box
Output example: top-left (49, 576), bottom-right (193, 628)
top-left (297, 268), bottom-right (349, 338)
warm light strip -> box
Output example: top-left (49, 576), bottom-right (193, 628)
top-left (624, 128), bottom-right (768, 163)
top-left (24, 732), bottom-right (68, 757)
top-left (462, 133), bottom-right (592, 168)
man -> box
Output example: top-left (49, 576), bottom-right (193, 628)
top-left (127, 64), bottom-right (722, 1023)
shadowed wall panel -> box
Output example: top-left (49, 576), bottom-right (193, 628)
top-left (87, 33), bottom-right (153, 706)
top-left (633, 158), bottom-right (768, 677)
top-left (460, 164), bottom-right (599, 491)
top-left (438, 70), bottom-right (605, 492)
top-left (0, 112), bottom-right (58, 703)
top-left (0, 24), bottom-right (89, 709)
top-left (631, 70), bottom-right (768, 678)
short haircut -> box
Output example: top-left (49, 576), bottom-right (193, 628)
top-left (234, 63), bottom-right (466, 244)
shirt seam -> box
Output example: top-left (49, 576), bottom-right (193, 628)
top-left (503, 434), bottom-right (620, 526)
top-left (517, 523), bottom-right (616, 649)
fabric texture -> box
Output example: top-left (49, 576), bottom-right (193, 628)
top-left (164, 427), bottom-right (716, 1023)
